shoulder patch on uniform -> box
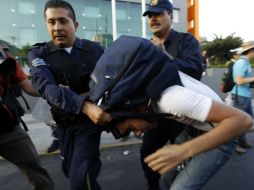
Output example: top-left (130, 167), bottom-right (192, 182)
top-left (32, 42), bottom-right (46, 47)
top-left (32, 58), bottom-right (47, 67)
top-left (29, 42), bottom-right (46, 51)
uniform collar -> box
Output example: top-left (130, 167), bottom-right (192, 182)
top-left (47, 37), bottom-right (90, 52)
top-left (74, 38), bottom-right (92, 52)
top-left (164, 29), bottom-right (178, 43)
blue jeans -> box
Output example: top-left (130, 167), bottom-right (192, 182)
top-left (233, 94), bottom-right (253, 141)
top-left (159, 128), bottom-right (236, 190)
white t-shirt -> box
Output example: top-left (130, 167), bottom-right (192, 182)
top-left (154, 72), bottom-right (222, 131)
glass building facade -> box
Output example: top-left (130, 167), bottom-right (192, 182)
top-left (0, 0), bottom-right (186, 51)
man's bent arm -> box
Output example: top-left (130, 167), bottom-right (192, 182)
top-left (145, 101), bottom-right (252, 174)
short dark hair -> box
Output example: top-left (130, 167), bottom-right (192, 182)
top-left (227, 51), bottom-right (237, 59)
top-left (44, 0), bottom-right (76, 22)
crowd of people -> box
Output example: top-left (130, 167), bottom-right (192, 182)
top-left (0, 0), bottom-right (253, 190)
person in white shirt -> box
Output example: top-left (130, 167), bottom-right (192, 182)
top-left (85, 35), bottom-right (251, 190)
top-left (113, 71), bottom-right (251, 190)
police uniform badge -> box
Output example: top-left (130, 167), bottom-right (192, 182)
top-left (32, 58), bottom-right (47, 67)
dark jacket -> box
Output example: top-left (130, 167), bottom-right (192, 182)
top-left (164, 29), bottom-right (203, 80)
top-left (28, 37), bottom-right (104, 114)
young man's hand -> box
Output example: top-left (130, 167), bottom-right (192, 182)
top-left (144, 144), bottom-right (189, 174)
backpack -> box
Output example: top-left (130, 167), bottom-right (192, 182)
top-left (220, 61), bottom-right (235, 93)
top-left (0, 57), bottom-right (29, 133)
top-left (89, 35), bottom-right (182, 111)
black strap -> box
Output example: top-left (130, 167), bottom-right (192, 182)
top-left (20, 118), bottom-right (29, 131)
top-left (20, 93), bottom-right (31, 111)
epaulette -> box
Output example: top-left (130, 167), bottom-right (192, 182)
top-left (29, 42), bottom-right (46, 51)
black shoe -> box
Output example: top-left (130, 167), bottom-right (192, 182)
top-left (238, 141), bottom-right (252, 148)
top-left (47, 140), bottom-right (59, 153)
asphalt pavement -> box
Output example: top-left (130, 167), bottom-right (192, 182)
top-left (1, 91), bottom-right (254, 189)
top-left (1, 134), bottom-right (254, 190)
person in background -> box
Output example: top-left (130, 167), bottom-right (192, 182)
top-left (2, 43), bottom-right (60, 153)
top-left (201, 50), bottom-right (209, 75)
top-left (141, 0), bottom-right (203, 189)
top-left (231, 42), bottom-right (254, 154)
top-left (224, 49), bottom-right (241, 106)
top-left (0, 46), bottom-right (54, 190)
top-left (228, 49), bottom-right (240, 66)
top-left (1, 44), bottom-right (38, 96)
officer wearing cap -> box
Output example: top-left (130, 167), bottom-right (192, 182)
top-left (143, 0), bottom-right (173, 16)
top-left (140, 0), bottom-right (203, 189)
top-left (231, 42), bottom-right (254, 153)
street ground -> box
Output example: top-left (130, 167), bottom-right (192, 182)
top-left (1, 132), bottom-right (254, 190)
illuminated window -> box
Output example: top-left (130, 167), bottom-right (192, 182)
top-left (20, 28), bottom-right (37, 46)
top-left (83, 7), bottom-right (100, 18)
top-left (173, 9), bottom-right (179, 23)
top-left (116, 9), bottom-right (127, 20)
top-left (18, 2), bottom-right (36, 15)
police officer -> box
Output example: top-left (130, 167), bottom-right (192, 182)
top-left (0, 46), bottom-right (54, 190)
top-left (141, 0), bottom-right (203, 189)
top-left (28, 1), bottom-right (110, 190)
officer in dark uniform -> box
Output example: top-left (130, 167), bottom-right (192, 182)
top-left (28, 1), bottom-right (111, 190)
top-left (141, 0), bottom-right (203, 189)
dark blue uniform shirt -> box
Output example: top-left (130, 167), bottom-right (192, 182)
top-left (164, 29), bottom-right (203, 80)
top-left (28, 37), bottom-right (104, 114)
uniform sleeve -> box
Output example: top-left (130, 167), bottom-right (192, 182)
top-left (157, 85), bottom-right (212, 122)
top-left (28, 47), bottom-right (86, 114)
top-left (9, 61), bottom-right (27, 85)
top-left (175, 34), bottom-right (203, 80)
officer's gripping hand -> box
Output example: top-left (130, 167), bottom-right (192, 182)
top-left (82, 101), bottom-right (112, 125)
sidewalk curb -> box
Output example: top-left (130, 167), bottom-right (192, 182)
top-left (37, 140), bottom-right (143, 157)
top-left (35, 128), bottom-right (254, 157)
